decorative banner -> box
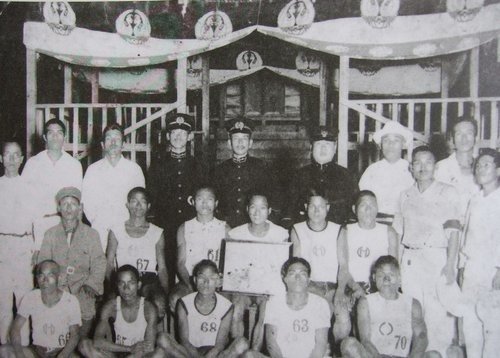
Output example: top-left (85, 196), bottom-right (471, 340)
top-left (115, 9), bottom-right (151, 45)
top-left (295, 51), bottom-right (321, 77)
top-left (43, 1), bottom-right (76, 36)
top-left (277, 0), bottom-right (315, 35)
top-left (360, 0), bottom-right (400, 29)
top-left (236, 50), bottom-right (263, 71)
top-left (447, 0), bottom-right (484, 22)
top-left (195, 11), bottom-right (233, 40)
top-left (187, 56), bottom-right (203, 77)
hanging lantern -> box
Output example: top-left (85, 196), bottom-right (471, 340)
top-left (360, 0), bottom-right (400, 29)
top-left (116, 9), bottom-right (151, 45)
top-left (447, 0), bottom-right (484, 22)
top-left (236, 50), bottom-right (263, 71)
top-left (43, 1), bottom-right (76, 35)
top-left (295, 51), bottom-right (321, 77)
top-left (187, 56), bottom-right (203, 77)
top-left (195, 11), bottom-right (233, 40)
top-left (418, 58), bottom-right (441, 72)
top-left (277, 0), bottom-right (315, 36)
top-left (354, 62), bottom-right (382, 76)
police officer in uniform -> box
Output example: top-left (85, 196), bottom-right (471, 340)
top-left (146, 113), bottom-right (205, 287)
top-left (283, 126), bottom-right (358, 226)
top-left (212, 117), bottom-right (274, 228)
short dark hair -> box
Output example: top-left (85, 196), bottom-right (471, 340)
top-left (127, 187), bottom-right (150, 203)
top-left (451, 116), bottom-right (478, 138)
top-left (281, 257), bottom-right (311, 278)
top-left (305, 187), bottom-right (329, 205)
top-left (36, 259), bottom-right (60, 275)
top-left (193, 259), bottom-right (219, 276)
top-left (116, 264), bottom-right (140, 282)
top-left (356, 190), bottom-right (377, 207)
top-left (412, 145), bottom-right (435, 161)
top-left (102, 123), bottom-right (124, 141)
top-left (1, 139), bottom-right (22, 154)
top-left (43, 119), bottom-right (66, 136)
top-left (373, 255), bottom-right (400, 273)
top-left (247, 192), bottom-right (269, 207)
top-left (476, 148), bottom-right (500, 169)
top-left (193, 185), bottom-right (217, 200)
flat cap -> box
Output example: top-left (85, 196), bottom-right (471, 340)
top-left (166, 113), bottom-right (195, 132)
top-left (373, 121), bottom-right (413, 148)
top-left (56, 186), bottom-right (81, 203)
top-left (310, 126), bottom-right (338, 142)
top-left (225, 116), bottom-right (255, 135)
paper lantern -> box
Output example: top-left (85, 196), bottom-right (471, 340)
top-left (277, 0), bottom-right (315, 35)
top-left (360, 0), bottom-right (400, 29)
top-left (187, 56), bottom-right (203, 77)
top-left (43, 1), bottom-right (76, 36)
top-left (236, 50), bottom-right (263, 71)
top-left (295, 51), bottom-right (321, 77)
top-left (447, 0), bottom-right (484, 22)
top-left (116, 9), bottom-right (151, 45)
top-left (195, 11), bottom-right (233, 40)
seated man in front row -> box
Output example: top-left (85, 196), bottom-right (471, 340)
top-left (79, 264), bottom-right (159, 358)
top-left (0, 260), bottom-right (81, 358)
top-left (341, 255), bottom-right (436, 358)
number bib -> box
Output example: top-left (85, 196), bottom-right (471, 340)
top-left (367, 293), bottom-right (413, 357)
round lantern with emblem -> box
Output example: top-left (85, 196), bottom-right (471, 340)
top-left (447, 0), bottom-right (484, 22)
top-left (360, 0), bottom-right (400, 29)
top-left (277, 0), bottom-right (315, 35)
top-left (236, 50), bottom-right (263, 71)
top-left (43, 1), bottom-right (76, 36)
top-left (195, 11), bottom-right (233, 40)
top-left (295, 51), bottom-right (321, 77)
top-left (116, 9), bottom-right (151, 45)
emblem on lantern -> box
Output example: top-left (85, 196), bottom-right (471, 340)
top-left (295, 51), bottom-right (321, 77)
top-left (277, 0), bottom-right (315, 35)
top-left (116, 9), bottom-right (151, 45)
top-left (43, 1), bottom-right (76, 36)
top-left (195, 11), bottom-right (233, 40)
top-left (447, 0), bottom-right (484, 22)
top-left (360, 0), bottom-right (400, 29)
top-left (236, 50), bottom-right (263, 71)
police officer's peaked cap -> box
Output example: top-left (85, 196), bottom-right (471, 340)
top-left (166, 113), bottom-right (195, 132)
top-left (310, 126), bottom-right (338, 143)
top-left (225, 116), bottom-right (255, 135)
top-left (56, 186), bottom-right (81, 203)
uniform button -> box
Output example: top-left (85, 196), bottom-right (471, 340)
top-left (237, 165), bottom-right (241, 169)
top-left (236, 210), bottom-right (240, 214)
top-left (178, 209), bottom-right (182, 213)
top-left (178, 184), bottom-right (182, 188)
top-left (237, 176), bottom-right (241, 180)
top-left (178, 171), bottom-right (182, 175)
top-left (237, 198), bottom-right (241, 202)
top-left (178, 197), bottom-right (182, 200)
top-left (177, 159), bottom-right (181, 163)
top-left (237, 188), bottom-right (241, 192)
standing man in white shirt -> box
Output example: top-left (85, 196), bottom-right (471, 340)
top-left (0, 140), bottom-right (34, 345)
top-left (22, 118), bottom-right (83, 252)
top-left (435, 117), bottom-right (480, 222)
top-left (359, 121), bottom-right (414, 224)
top-left (82, 123), bottom-right (145, 251)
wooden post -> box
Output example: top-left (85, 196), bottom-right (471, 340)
top-left (64, 64), bottom-right (73, 104)
top-left (319, 58), bottom-right (328, 126)
top-left (26, 50), bottom-right (37, 157)
top-left (338, 56), bottom-right (349, 167)
top-left (440, 59), bottom-right (449, 134)
top-left (469, 47), bottom-right (481, 139)
top-left (219, 84), bottom-right (226, 129)
top-left (90, 69), bottom-right (99, 103)
top-left (177, 57), bottom-right (187, 113)
top-left (201, 55), bottom-right (210, 154)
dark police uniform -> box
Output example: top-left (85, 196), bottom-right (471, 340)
top-left (212, 117), bottom-right (274, 228)
top-left (146, 114), bottom-right (205, 286)
top-left (285, 126), bottom-right (358, 225)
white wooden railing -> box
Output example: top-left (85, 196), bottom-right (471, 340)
top-left (345, 97), bottom-right (500, 172)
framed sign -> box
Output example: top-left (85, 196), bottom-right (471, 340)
top-left (220, 239), bottom-right (291, 296)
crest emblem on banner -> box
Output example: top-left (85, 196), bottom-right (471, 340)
top-left (116, 9), bottom-right (151, 45)
top-left (360, 0), bottom-right (400, 29)
top-left (236, 50), bottom-right (263, 71)
top-left (43, 1), bottom-right (76, 35)
top-left (295, 51), bottom-right (321, 77)
top-left (278, 0), bottom-right (315, 35)
top-left (195, 11), bottom-right (233, 40)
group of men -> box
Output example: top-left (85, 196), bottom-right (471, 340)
top-left (0, 111), bottom-right (499, 358)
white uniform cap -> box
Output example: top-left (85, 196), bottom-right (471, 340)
top-left (373, 121), bottom-right (413, 148)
